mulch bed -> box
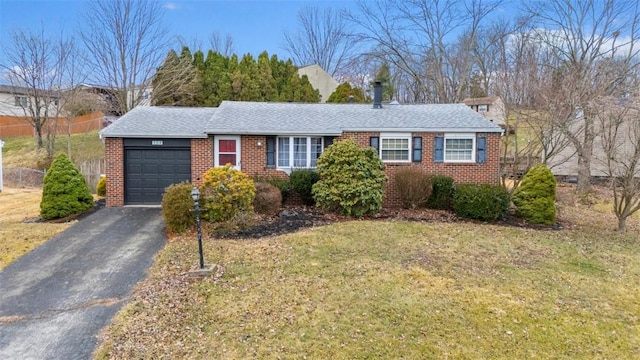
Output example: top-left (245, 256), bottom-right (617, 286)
top-left (23, 199), bottom-right (106, 224)
top-left (213, 205), bottom-right (562, 240)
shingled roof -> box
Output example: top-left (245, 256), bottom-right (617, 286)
top-left (205, 101), bottom-right (502, 135)
top-left (100, 106), bottom-right (217, 138)
top-left (99, 100), bottom-right (502, 138)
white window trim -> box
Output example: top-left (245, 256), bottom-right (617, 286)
top-left (380, 132), bottom-right (411, 163)
top-left (214, 135), bottom-right (241, 169)
top-left (276, 136), bottom-right (323, 173)
top-left (444, 133), bottom-right (475, 163)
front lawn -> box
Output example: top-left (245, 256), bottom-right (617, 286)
top-left (95, 203), bottom-right (640, 358)
top-left (0, 187), bottom-right (72, 269)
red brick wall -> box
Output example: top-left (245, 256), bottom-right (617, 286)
top-left (106, 132), bottom-right (501, 208)
top-left (337, 132), bottom-right (501, 207)
top-left (105, 137), bottom-right (124, 207)
top-left (191, 137), bottom-right (214, 186)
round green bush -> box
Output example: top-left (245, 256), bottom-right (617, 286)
top-left (312, 139), bottom-right (386, 217)
top-left (253, 182), bottom-right (282, 214)
top-left (453, 184), bottom-right (510, 221)
top-left (161, 182), bottom-right (195, 233)
top-left (40, 154), bottom-right (94, 220)
top-left (96, 176), bottom-right (107, 196)
top-left (427, 175), bottom-right (455, 210)
top-left (512, 164), bottom-right (557, 225)
top-left (289, 169), bottom-right (319, 206)
top-left (200, 165), bottom-right (255, 222)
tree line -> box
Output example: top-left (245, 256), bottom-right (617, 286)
top-left (152, 48), bottom-right (320, 107)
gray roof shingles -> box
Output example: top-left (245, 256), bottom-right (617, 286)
top-left (99, 100), bottom-right (503, 138)
top-left (99, 106), bottom-right (217, 138)
top-left (205, 101), bottom-right (503, 135)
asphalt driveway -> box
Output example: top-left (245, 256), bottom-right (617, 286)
top-left (0, 207), bottom-right (166, 359)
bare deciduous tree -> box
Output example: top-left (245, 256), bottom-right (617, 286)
top-left (79, 0), bottom-right (168, 115)
top-left (209, 31), bottom-right (235, 57)
top-left (592, 96), bottom-right (640, 232)
top-left (283, 5), bottom-right (357, 77)
top-left (526, 0), bottom-right (640, 193)
top-left (347, 0), bottom-right (504, 103)
top-left (1, 28), bottom-right (71, 158)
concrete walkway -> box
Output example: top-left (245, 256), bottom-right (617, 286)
top-left (0, 207), bottom-right (166, 360)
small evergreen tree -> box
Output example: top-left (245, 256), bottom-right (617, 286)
top-left (512, 164), bottom-right (557, 225)
top-left (327, 82), bottom-right (366, 103)
top-left (40, 154), bottom-right (94, 220)
top-left (312, 139), bottom-right (386, 216)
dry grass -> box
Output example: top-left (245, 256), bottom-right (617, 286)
top-left (95, 188), bottom-right (640, 359)
top-left (2, 131), bottom-right (104, 168)
top-left (0, 187), bottom-right (72, 269)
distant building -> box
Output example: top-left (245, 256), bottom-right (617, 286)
top-left (463, 96), bottom-right (507, 128)
top-left (297, 64), bottom-right (339, 103)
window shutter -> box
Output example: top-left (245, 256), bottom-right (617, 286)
top-left (412, 136), bottom-right (422, 163)
top-left (434, 136), bottom-right (444, 163)
top-left (266, 136), bottom-right (276, 168)
top-left (324, 136), bottom-right (336, 149)
top-left (476, 136), bottom-right (487, 163)
top-left (370, 136), bottom-right (380, 155)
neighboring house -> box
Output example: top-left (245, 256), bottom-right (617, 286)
top-left (547, 99), bottom-right (640, 179)
top-left (297, 64), bottom-right (339, 103)
top-left (463, 96), bottom-right (507, 128)
top-left (0, 84), bottom-right (103, 138)
top-left (100, 87), bottom-right (503, 207)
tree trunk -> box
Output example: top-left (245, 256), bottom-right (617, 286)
top-left (34, 122), bottom-right (44, 149)
top-left (576, 137), bottom-right (593, 193)
top-left (617, 217), bottom-right (627, 232)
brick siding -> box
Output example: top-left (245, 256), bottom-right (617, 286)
top-left (106, 132), bottom-right (500, 208)
top-left (104, 137), bottom-right (124, 207)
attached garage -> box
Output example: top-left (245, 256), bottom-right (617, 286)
top-left (123, 139), bottom-right (191, 205)
top-left (100, 106), bottom-right (217, 207)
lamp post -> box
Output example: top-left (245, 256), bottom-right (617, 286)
top-left (191, 187), bottom-right (204, 269)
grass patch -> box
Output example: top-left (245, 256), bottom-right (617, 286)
top-left (0, 187), bottom-right (72, 269)
top-left (95, 219), bottom-right (640, 359)
top-left (2, 131), bottom-right (104, 168)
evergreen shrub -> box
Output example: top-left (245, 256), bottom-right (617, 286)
top-left (427, 175), bottom-right (455, 210)
top-left (267, 178), bottom-right (291, 203)
top-left (162, 182), bottom-right (195, 233)
top-left (96, 176), bottom-right (106, 196)
top-left (453, 184), bottom-right (510, 221)
top-left (394, 167), bottom-right (432, 209)
top-left (40, 154), bottom-right (94, 220)
top-left (512, 164), bottom-right (557, 225)
top-left (289, 169), bottom-right (319, 206)
top-left (312, 139), bottom-right (386, 217)
top-left (200, 165), bottom-right (255, 222)
top-left (253, 182), bottom-right (282, 214)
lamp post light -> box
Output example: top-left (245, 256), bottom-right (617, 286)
top-left (191, 187), bottom-right (204, 269)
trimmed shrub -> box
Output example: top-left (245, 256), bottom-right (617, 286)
top-left (427, 175), bottom-right (455, 210)
top-left (512, 164), bottom-right (557, 225)
top-left (200, 165), bottom-right (255, 222)
top-left (312, 139), bottom-right (386, 217)
top-left (394, 167), bottom-right (432, 209)
top-left (290, 169), bottom-right (319, 206)
top-left (453, 184), bottom-right (509, 221)
top-left (162, 182), bottom-right (195, 233)
top-left (253, 182), bottom-right (282, 214)
top-left (40, 154), bottom-right (94, 220)
top-left (266, 178), bottom-right (291, 203)
top-left (96, 176), bottom-right (106, 196)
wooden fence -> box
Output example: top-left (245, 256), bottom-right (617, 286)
top-left (0, 112), bottom-right (103, 138)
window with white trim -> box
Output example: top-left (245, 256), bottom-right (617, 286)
top-left (277, 136), bottom-right (323, 169)
top-left (380, 133), bottom-right (411, 162)
top-left (444, 133), bottom-right (475, 162)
